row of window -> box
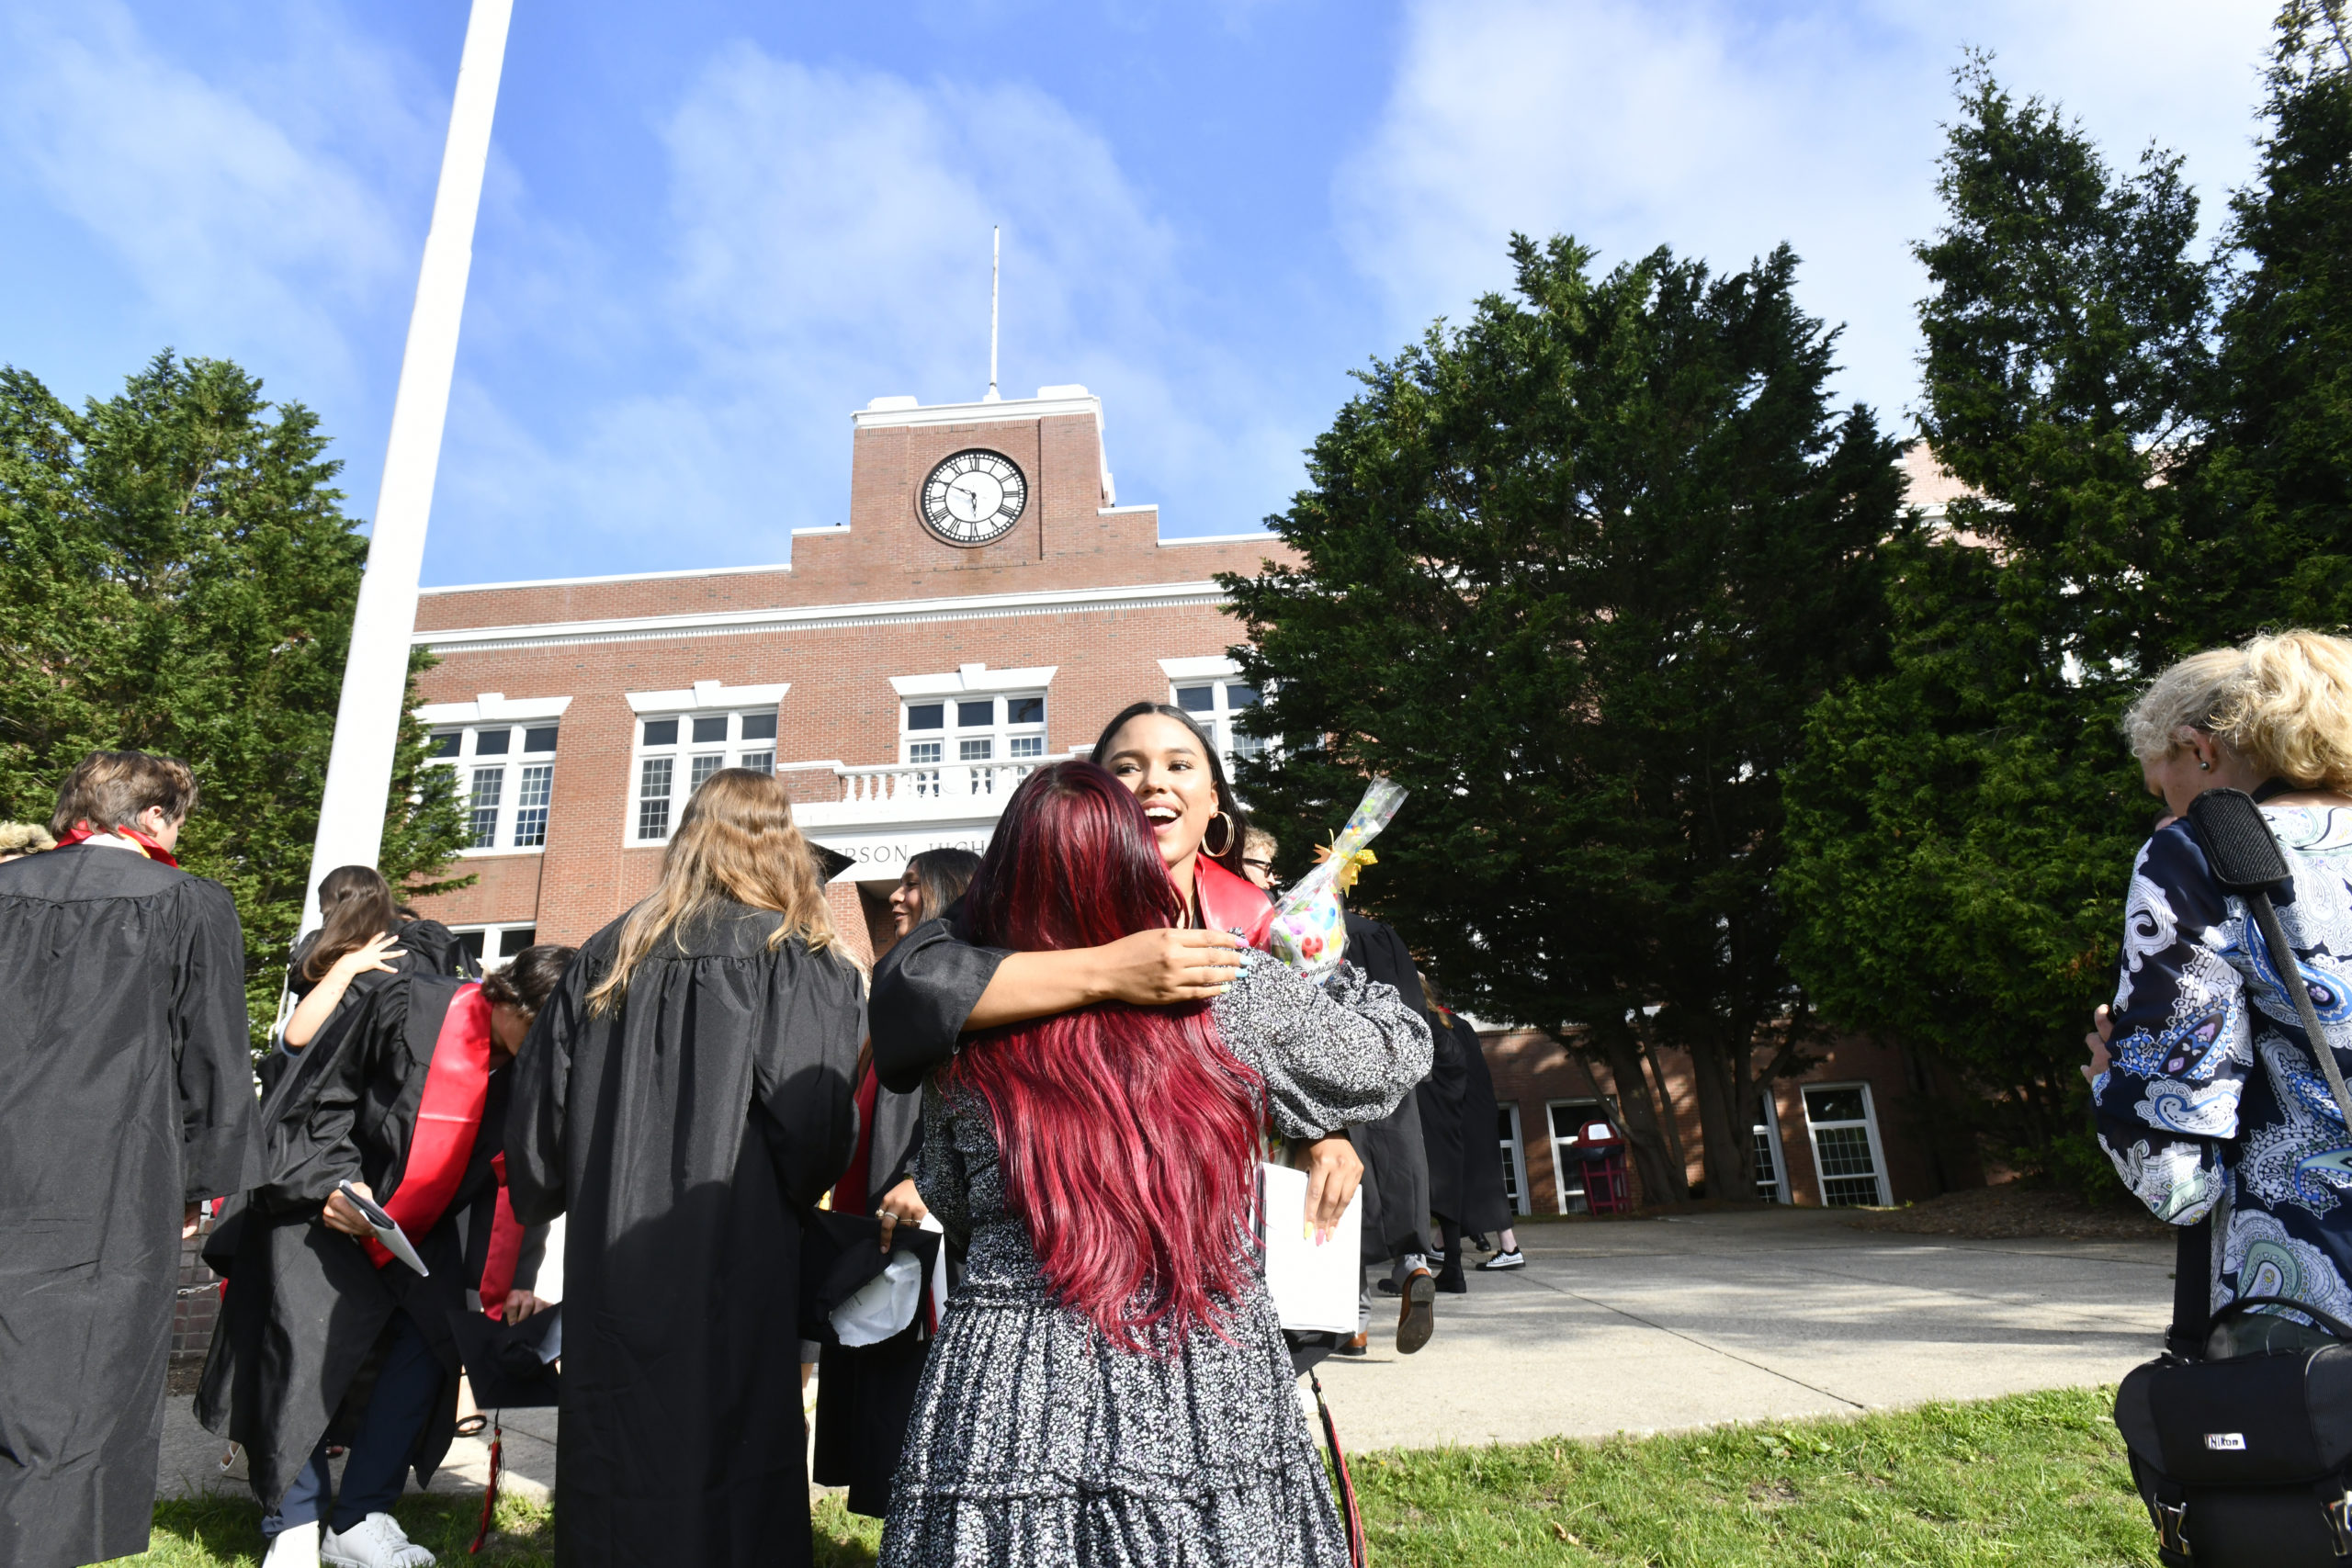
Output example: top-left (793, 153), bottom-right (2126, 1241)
top-left (1496, 1081), bottom-right (1891, 1214)
top-left (430, 683), bottom-right (1276, 853)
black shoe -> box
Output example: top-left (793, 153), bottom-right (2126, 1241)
top-left (1435, 1260), bottom-right (1468, 1294)
top-left (1396, 1268), bottom-right (1436, 1354)
top-left (1376, 1277), bottom-right (1401, 1297)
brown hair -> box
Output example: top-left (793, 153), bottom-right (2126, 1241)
top-left (50, 750), bottom-right (198, 839)
top-left (906, 847), bottom-right (982, 920)
top-left (587, 768), bottom-right (859, 1013)
top-left (481, 944), bottom-right (577, 1018)
top-left (303, 865), bottom-right (401, 982)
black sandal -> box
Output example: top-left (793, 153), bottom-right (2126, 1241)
top-left (455, 1415), bottom-right (489, 1438)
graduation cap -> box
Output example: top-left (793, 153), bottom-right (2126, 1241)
top-left (806, 840), bottom-right (855, 884)
top-left (798, 1209), bottom-right (942, 1347)
top-left (449, 1303), bottom-right (562, 1409)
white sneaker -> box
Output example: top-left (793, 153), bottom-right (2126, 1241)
top-left (1476, 1248), bottom-right (1526, 1270)
top-left (322, 1513), bottom-right (436, 1568)
top-left (263, 1521), bottom-right (320, 1568)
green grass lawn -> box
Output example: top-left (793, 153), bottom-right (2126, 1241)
top-left (121, 1386), bottom-right (2156, 1566)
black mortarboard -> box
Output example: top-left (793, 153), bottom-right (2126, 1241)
top-left (806, 840), bottom-right (855, 883)
top-left (449, 1303), bottom-right (562, 1409)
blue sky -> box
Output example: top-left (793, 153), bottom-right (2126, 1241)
top-left (1, 0), bottom-right (2278, 586)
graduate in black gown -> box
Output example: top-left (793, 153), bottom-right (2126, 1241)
top-left (264, 865), bottom-right (478, 1097)
top-left (506, 769), bottom-right (865, 1568)
top-left (0, 750), bottom-right (251, 1568)
top-left (198, 945), bottom-right (575, 1568)
top-left (1338, 908), bottom-right (1440, 1351)
top-left (1418, 979), bottom-right (1516, 1290)
top-left (815, 847), bottom-right (979, 1517)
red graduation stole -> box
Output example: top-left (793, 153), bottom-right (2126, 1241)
top-left (477, 1153), bottom-right (529, 1317)
top-left (367, 982), bottom-right (494, 1269)
top-left (1193, 855), bottom-right (1274, 946)
top-left (53, 819), bottom-right (179, 867)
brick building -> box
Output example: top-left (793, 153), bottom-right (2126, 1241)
top-left (403, 393), bottom-right (1974, 1217)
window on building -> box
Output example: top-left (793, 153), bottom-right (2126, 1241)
top-left (427, 723), bottom-right (558, 853)
top-left (901, 694), bottom-right (1046, 794)
top-left (1499, 1104), bottom-right (1531, 1217)
top-left (1802, 1084), bottom-right (1890, 1207)
top-left (630, 709), bottom-right (780, 843)
top-left (453, 923), bottom-right (539, 971)
top-left (1170, 680), bottom-right (1273, 776)
top-left (1753, 1094), bottom-right (1790, 1203)
top-left (1546, 1099), bottom-right (1609, 1215)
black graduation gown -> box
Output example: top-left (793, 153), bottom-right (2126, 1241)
top-left (1418, 1009), bottom-right (1469, 1226)
top-left (1340, 911), bottom-right (1435, 1265)
top-left (505, 907), bottom-right (864, 1568)
top-left (263, 924), bottom-right (472, 1099)
top-left (1452, 1014), bottom-right (1513, 1235)
top-left (196, 974), bottom-right (511, 1508)
top-left (0, 844), bottom-right (251, 1568)
top-left (811, 1067), bottom-right (929, 1517)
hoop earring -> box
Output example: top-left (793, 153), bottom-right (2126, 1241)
top-left (1204, 810), bottom-right (1238, 859)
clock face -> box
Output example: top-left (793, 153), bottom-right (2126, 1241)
top-left (920, 449), bottom-right (1028, 547)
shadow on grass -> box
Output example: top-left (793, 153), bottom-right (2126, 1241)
top-left (127, 1492), bottom-right (882, 1567)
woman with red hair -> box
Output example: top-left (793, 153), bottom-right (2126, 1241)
top-left (878, 761), bottom-right (1430, 1566)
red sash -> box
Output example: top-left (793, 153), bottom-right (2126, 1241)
top-left (830, 1064), bottom-right (882, 1216)
top-left (1193, 856), bottom-right (1274, 946)
top-left (477, 1152), bottom-right (529, 1317)
top-left (53, 819), bottom-right (179, 867)
top-left (367, 982), bottom-right (493, 1269)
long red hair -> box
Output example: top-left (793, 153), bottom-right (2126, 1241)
top-left (947, 761), bottom-right (1264, 1351)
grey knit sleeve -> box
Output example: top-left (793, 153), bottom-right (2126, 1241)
top-left (1211, 953), bottom-right (1434, 1141)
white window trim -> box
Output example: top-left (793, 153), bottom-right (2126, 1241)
top-left (628, 700), bottom-right (787, 846)
top-left (1160, 660), bottom-right (1272, 777)
top-left (427, 720), bottom-right (560, 857)
top-left (1801, 1081), bottom-right (1892, 1208)
top-left (416, 692), bottom-right (573, 727)
top-left (448, 921), bottom-right (539, 971)
top-left (1754, 1091), bottom-right (1793, 1205)
top-left (889, 663), bottom-right (1058, 699)
top-left (1499, 1102), bottom-right (1532, 1219)
top-left (625, 679), bottom-right (789, 715)
top-left (1545, 1097), bottom-right (1611, 1216)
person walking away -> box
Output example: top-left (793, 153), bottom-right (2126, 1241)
top-left (815, 848), bottom-right (980, 1517)
top-left (1342, 908), bottom-right (1441, 1351)
top-left (879, 761), bottom-right (1430, 1566)
top-left (198, 945), bottom-right (575, 1568)
top-left (0, 750), bottom-right (252, 1568)
top-left (506, 769), bottom-right (865, 1568)
top-left (2088, 632), bottom-right (2352, 1359)
top-left (1415, 977), bottom-right (1471, 1293)
top-left (1421, 979), bottom-right (1520, 1276)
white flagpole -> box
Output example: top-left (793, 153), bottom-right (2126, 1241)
top-left (985, 225), bottom-right (1001, 402)
top-left (299, 0), bottom-right (514, 938)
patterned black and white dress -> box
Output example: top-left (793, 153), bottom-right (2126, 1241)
top-left (880, 953), bottom-right (1432, 1568)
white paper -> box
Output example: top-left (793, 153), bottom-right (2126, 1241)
top-left (831, 1252), bottom-right (924, 1348)
top-left (1258, 1162), bottom-right (1363, 1336)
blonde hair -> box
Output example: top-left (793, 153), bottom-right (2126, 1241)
top-left (0, 822), bottom-right (56, 857)
top-left (587, 769), bottom-right (860, 1013)
top-left (1243, 826), bottom-right (1278, 860)
top-left (2123, 630), bottom-right (2352, 791)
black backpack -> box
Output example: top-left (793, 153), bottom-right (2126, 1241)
top-left (2113, 790), bottom-right (2352, 1563)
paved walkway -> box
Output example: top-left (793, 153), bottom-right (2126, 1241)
top-left (1316, 1206), bottom-right (2173, 1450)
top-left (157, 1207), bottom-right (2175, 1512)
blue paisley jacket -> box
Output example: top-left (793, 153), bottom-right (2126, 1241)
top-left (2093, 805), bottom-right (2352, 1325)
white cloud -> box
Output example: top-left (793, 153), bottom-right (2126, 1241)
top-left (1337, 0), bottom-right (2277, 427)
top-left (434, 43), bottom-right (1298, 574)
top-left (0, 0), bottom-right (435, 403)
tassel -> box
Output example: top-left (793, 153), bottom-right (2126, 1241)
top-left (469, 1415), bottom-right (502, 1556)
top-left (1309, 1370), bottom-right (1369, 1567)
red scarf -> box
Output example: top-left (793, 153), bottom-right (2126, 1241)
top-left (367, 982), bottom-right (495, 1269)
top-left (53, 819), bottom-right (179, 867)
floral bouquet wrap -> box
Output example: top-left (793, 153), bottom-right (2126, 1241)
top-left (1261, 777), bottom-right (1408, 980)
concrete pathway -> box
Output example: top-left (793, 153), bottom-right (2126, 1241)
top-left (156, 1206), bottom-right (2177, 1515)
top-left (1315, 1206), bottom-right (2174, 1450)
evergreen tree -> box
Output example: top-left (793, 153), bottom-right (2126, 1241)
top-left (1226, 236), bottom-right (1905, 1203)
top-left (0, 353), bottom-right (469, 1048)
top-left (1781, 60), bottom-right (2216, 1179)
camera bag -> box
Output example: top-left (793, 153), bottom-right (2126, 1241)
top-left (2113, 788), bottom-right (2352, 1563)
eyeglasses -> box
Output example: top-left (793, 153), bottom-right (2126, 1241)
top-left (1241, 858), bottom-right (1273, 873)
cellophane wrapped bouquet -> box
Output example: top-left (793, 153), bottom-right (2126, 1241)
top-left (1261, 778), bottom-right (1408, 980)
